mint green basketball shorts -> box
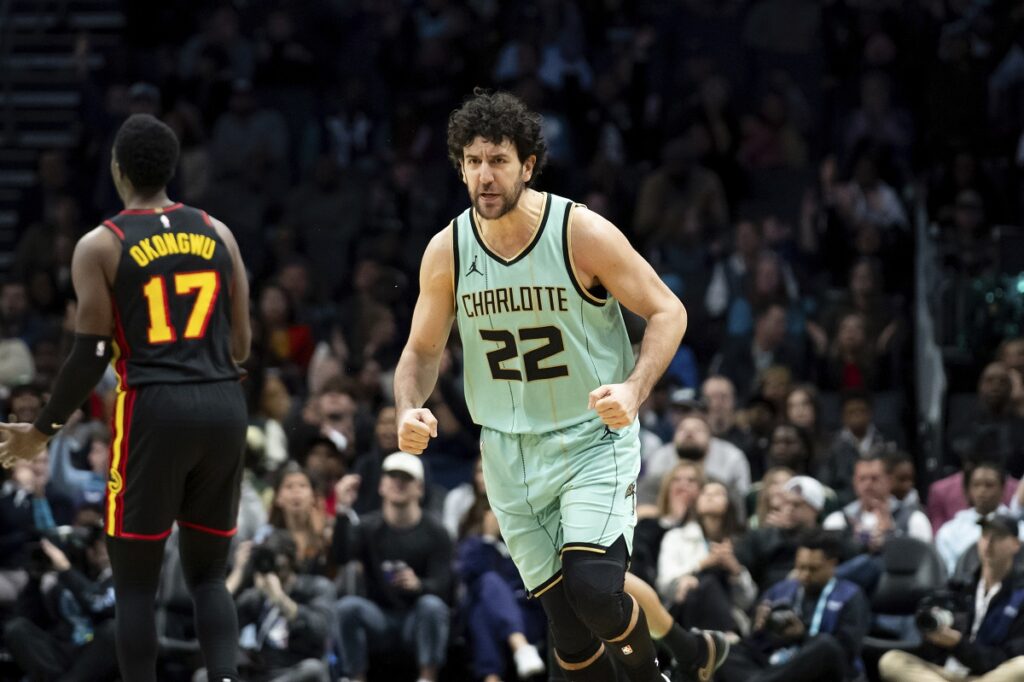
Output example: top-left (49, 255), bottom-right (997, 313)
top-left (480, 415), bottom-right (641, 597)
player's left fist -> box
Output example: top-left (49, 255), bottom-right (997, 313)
top-left (588, 383), bottom-right (639, 430)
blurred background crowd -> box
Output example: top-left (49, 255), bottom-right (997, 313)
top-left (2, 0), bottom-right (1024, 680)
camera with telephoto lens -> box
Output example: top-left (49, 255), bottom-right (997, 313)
top-left (915, 589), bottom-right (967, 634)
top-left (764, 605), bottom-right (799, 635)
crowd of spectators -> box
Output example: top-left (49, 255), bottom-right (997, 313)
top-left (3, 0), bottom-right (1024, 680)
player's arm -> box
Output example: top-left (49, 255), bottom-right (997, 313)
top-left (571, 207), bottom-right (687, 428)
top-left (393, 226), bottom-right (456, 454)
top-left (209, 217), bottom-right (251, 364)
top-left (1, 227), bottom-right (118, 465)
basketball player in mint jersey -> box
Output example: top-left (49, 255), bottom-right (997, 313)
top-left (0, 114), bottom-right (250, 682)
top-left (395, 90), bottom-right (728, 682)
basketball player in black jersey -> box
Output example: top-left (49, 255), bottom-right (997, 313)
top-left (0, 113), bottom-right (250, 682)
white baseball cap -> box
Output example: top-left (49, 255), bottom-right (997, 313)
top-left (382, 451), bottom-right (424, 482)
top-left (783, 476), bottom-right (825, 512)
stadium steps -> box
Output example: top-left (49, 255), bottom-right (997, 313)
top-left (0, 0), bottom-right (124, 275)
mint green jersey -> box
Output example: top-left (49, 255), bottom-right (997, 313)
top-left (453, 193), bottom-right (635, 434)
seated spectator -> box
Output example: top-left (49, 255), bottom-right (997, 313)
top-left (745, 466), bottom-right (794, 529)
top-left (817, 389), bottom-right (893, 504)
top-left (255, 281), bottom-right (315, 377)
top-left (706, 221), bottom-right (797, 326)
top-left (702, 375), bottom-right (754, 456)
top-left (737, 475), bottom-right (825, 593)
top-left (455, 477), bottom-right (546, 682)
top-left (196, 529), bottom-right (334, 682)
top-left (722, 252), bottom-right (803, 341)
top-left (632, 460), bottom-right (704, 587)
top-left (711, 303), bottom-right (807, 404)
top-left (657, 480), bottom-right (756, 634)
top-left (823, 455), bottom-right (932, 592)
top-left (351, 406), bottom-right (447, 519)
top-left (884, 449), bottom-right (922, 513)
top-left (47, 418), bottom-right (109, 510)
top-left (755, 365), bottom-right (794, 421)
top-left (785, 384), bottom-right (830, 460)
top-left (764, 423), bottom-right (816, 479)
top-left (935, 461), bottom-right (1021, 576)
top-left (947, 362), bottom-right (1024, 477)
top-left (443, 456), bottom-right (483, 539)
top-left (717, 530), bottom-right (870, 682)
top-left (333, 452), bottom-right (453, 682)
top-left (879, 513), bottom-right (1024, 681)
top-left (287, 376), bottom-right (358, 465)
top-left (260, 462), bottom-right (330, 576)
top-left (928, 451), bottom-right (1020, 531)
top-left (3, 522), bottom-right (118, 682)
top-left (642, 413), bottom-right (750, 512)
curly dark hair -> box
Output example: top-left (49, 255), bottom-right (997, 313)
top-left (446, 88), bottom-right (548, 185)
top-left (113, 113), bottom-right (179, 196)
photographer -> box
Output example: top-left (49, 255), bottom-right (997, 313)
top-left (717, 530), bottom-right (870, 682)
top-left (196, 529), bottom-right (334, 682)
top-left (3, 523), bottom-right (118, 681)
top-left (879, 513), bottom-right (1024, 681)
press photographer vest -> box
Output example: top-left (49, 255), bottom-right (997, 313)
top-left (975, 585), bottom-right (1024, 645)
top-left (764, 577), bottom-right (862, 636)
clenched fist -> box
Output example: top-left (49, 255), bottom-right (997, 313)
top-left (397, 408), bottom-right (438, 455)
top-left (588, 383), bottom-right (640, 430)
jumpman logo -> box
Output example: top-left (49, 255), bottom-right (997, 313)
top-left (601, 425), bottom-right (617, 440)
top-left (466, 255), bottom-right (483, 277)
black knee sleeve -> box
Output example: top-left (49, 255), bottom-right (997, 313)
top-left (561, 536), bottom-right (630, 639)
top-left (539, 579), bottom-right (598, 657)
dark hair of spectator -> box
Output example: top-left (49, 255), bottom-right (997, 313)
top-left (840, 387), bottom-right (873, 409)
top-left (963, 459), bottom-right (1007, 493)
top-left (260, 528), bottom-right (298, 571)
top-left (797, 529), bottom-right (843, 561)
top-left (882, 449), bottom-right (912, 473)
top-left (268, 461), bottom-right (326, 564)
top-left (318, 374), bottom-right (357, 397)
top-left (7, 383), bottom-right (44, 404)
top-left (697, 478), bottom-right (746, 541)
top-left (447, 88), bottom-right (548, 185)
top-left (112, 114), bottom-right (180, 196)
top-left (458, 485), bottom-right (492, 540)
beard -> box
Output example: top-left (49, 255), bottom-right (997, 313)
top-left (676, 445), bottom-right (707, 461)
top-left (472, 177), bottom-right (526, 219)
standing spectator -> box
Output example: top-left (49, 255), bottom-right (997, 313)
top-left (333, 452), bottom-right (452, 682)
top-left (818, 312), bottom-right (886, 391)
top-left (884, 450), bottom-right (922, 513)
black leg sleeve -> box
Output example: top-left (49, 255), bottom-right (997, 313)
top-left (107, 536), bottom-right (167, 682)
top-left (179, 526), bottom-right (240, 681)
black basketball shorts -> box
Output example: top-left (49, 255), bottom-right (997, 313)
top-left (104, 379), bottom-right (247, 541)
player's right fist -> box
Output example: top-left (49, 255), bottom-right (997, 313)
top-left (397, 408), bottom-right (438, 455)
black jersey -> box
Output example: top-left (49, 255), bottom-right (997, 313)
top-left (103, 203), bottom-right (240, 388)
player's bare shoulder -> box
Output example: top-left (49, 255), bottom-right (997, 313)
top-left (568, 204), bottom-right (631, 285)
